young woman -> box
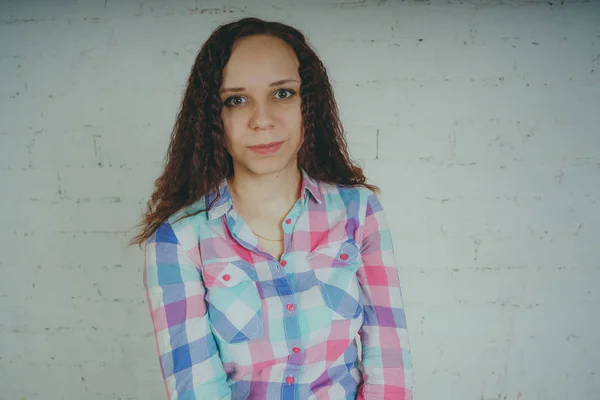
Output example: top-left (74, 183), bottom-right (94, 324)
top-left (131, 17), bottom-right (413, 400)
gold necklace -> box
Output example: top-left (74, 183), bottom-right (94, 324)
top-left (252, 230), bottom-right (284, 242)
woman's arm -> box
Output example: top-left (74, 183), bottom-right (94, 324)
top-left (357, 193), bottom-right (414, 400)
top-left (144, 222), bottom-right (231, 400)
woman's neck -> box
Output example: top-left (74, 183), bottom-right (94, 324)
top-left (228, 163), bottom-right (302, 220)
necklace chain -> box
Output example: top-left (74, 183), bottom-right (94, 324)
top-left (252, 230), bottom-right (284, 242)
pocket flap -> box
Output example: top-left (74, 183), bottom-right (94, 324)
top-left (203, 260), bottom-right (257, 288)
top-left (307, 240), bottom-right (359, 268)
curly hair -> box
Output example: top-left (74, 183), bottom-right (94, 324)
top-left (129, 17), bottom-right (379, 246)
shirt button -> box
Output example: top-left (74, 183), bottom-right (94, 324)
top-left (286, 303), bottom-right (295, 312)
top-left (222, 274), bottom-right (231, 281)
top-left (285, 218), bottom-right (292, 224)
top-left (340, 253), bottom-right (348, 260)
top-left (292, 346), bottom-right (301, 354)
top-left (280, 260), bottom-right (287, 267)
top-left (285, 376), bottom-right (295, 384)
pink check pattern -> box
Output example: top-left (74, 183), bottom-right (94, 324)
top-left (143, 170), bottom-right (413, 399)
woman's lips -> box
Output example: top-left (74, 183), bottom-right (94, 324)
top-left (248, 141), bottom-right (285, 155)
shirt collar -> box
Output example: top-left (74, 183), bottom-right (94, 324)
top-left (301, 168), bottom-right (323, 205)
top-left (205, 168), bottom-right (323, 221)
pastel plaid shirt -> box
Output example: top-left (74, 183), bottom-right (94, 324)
top-left (143, 169), bottom-right (413, 399)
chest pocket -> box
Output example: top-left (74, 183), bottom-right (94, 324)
top-left (202, 261), bottom-right (264, 344)
top-left (308, 240), bottom-right (363, 320)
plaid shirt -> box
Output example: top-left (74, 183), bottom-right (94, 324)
top-left (144, 169), bottom-right (413, 399)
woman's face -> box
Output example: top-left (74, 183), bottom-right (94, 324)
top-left (220, 34), bottom-right (303, 177)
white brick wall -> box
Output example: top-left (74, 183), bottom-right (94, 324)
top-left (1, 1), bottom-right (598, 399)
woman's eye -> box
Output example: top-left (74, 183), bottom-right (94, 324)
top-left (274, 89), bottom-right (296, 99)
top-left (224, 96), bottom-right (246, 107)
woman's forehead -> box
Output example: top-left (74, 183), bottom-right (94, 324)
top-left (222, 35), bottom-right (300, 89)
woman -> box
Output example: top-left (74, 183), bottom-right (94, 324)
top-left (131, 17), bottom-right (413, 400)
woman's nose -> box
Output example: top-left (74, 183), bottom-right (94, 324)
top-left (249, 102), bottom-right (275, 130)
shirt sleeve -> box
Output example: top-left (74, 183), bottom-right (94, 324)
top-left (356, 193), bottom-right (414, 400)
top-left (143, 222), bottom-right (231, 400)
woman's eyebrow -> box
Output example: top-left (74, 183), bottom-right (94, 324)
top-left (220, 78), bottom-right (300, 94)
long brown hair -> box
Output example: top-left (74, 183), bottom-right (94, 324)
top-left (129, 17), bottom-right (379, 247)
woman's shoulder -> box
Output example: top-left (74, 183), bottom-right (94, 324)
top-left (168, 197), bottom-right (209, 223)
top-left (317, 180), bottom-right (379, 204)
top-left (147, 198), bottom-right (209, 247)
